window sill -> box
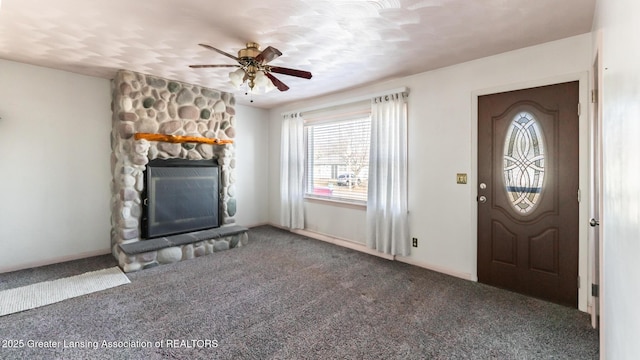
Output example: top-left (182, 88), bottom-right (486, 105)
top-left (304, 195), bottom-right (367, 210)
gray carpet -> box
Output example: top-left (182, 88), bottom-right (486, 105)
top-left (0, 225), bottom-right (598, 359)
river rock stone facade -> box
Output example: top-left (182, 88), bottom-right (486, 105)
top-left (110, 70), bottom-right (244, 272)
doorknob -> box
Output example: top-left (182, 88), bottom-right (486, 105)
top-left (478, 195), bottom-right (487, 203)
top-left (590, 218), bottom-right (600, 227)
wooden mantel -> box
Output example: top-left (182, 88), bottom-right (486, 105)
top-left (134, 133), bottom-right (233, 145)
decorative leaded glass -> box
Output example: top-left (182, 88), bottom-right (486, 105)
top-left (503, 111), bottom-right (545, 214)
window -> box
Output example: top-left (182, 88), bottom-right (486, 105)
top-left (503, 111), bottom-right (546, 215)
top-left (304, 103), bottom-right (371, 204)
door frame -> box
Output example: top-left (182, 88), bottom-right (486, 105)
top-left (471, 72), bottom-right (591, 312)
top-left (589, 52), bottom-right (602, 328)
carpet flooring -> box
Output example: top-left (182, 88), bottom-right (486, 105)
top-left (0, 225), bottom-right (598, 359)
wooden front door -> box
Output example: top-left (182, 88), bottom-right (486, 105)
top-left (477, 81), bottom-right (579, 307)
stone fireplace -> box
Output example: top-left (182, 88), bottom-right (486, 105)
top-left (110, 70), bottom-right (247, 272)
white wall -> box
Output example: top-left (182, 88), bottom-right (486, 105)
top-left (234, 104), bottom-right (270, 227)
top-left (269, 33), bottom-right (592, 294)
top-left (0, 60), bottom-right (112, 272)
top-left (0, 61), bottom-right (271, 273)
top-left (593, 0), bottom-right (640, 357)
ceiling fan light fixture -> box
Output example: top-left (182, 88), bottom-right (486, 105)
top-left (254, 71), bottom-right (270, 87)
top-left (229, 68), bottom-right (245, 88)
top-left (263, 77), bottom-right (277, 93)
top-left (258, 71), bottom-right (277, 93)
top-left (245, 71), bottom-right (277, 94)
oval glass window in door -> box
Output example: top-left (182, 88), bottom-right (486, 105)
top-left (503, 111), bottom-right (546, 214)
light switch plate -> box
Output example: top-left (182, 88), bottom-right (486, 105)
top-left (456, 173), bottom-right (467, 184)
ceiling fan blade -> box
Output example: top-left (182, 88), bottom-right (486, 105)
top-left (269, 66), bottom-right (312, 79)
top-left (265, 73), bottom-right (290, 91)
top-left (189, 64), bottom-right (240, 68)
top-left (255, 46), bottom-right (282, 64)
top-left (198, 43), bottom-right (239, 61)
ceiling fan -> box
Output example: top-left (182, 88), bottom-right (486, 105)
top-left (190, 42), bottom-right (312, 93)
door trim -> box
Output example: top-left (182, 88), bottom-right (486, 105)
top-left (471, 72), bottom-right (590, 312)
top-left (589, 53), bottom-right (602, 327)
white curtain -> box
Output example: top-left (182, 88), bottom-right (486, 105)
top-left (280, 112), bottom-right (305, 229)
top-left (366, 92), bottom-right (409, 256)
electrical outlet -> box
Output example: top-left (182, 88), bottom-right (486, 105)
top-left (412, 237), bottom-right (418, 247)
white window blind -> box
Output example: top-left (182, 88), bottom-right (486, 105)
top-left (303, 101), bottom-right (371, 204)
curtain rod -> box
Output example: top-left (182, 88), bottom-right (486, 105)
top-left (285, 86), bottom-right (408, 116)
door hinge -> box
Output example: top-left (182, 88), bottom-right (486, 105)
top-left (577, 188), bottom-right (581, 203)
top-left (592, 283), bottom-right (599, 297)
top-left (591, 89), bottom-right (598, 103)
top-left (578, 102), bottom-right (582, 116)
top-left (577, 276), bottom-right (581, 289)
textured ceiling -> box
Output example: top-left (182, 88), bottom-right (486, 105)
top-left (0, 0), bottom-right (595, 108)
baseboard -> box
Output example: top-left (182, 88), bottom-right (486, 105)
top-left (395, 256), bottom-right (474, 281)
top-left (0, 249), bottom-right (112, 274)
top-left (290, 228), bottom-right (394, 261)
top-left (271, 223), bottom-right (472, 280)
top-left (267, 223), bottom-right (289, 231)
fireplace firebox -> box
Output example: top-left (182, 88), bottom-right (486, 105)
top-left (142, 159), bottom-right (220, 239)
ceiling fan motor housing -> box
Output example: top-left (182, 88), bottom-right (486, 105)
top-left (238, 42), bottom-right (261, 61)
